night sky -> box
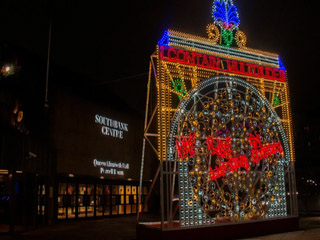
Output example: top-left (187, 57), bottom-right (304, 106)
top-left (0, 0), bottom-right (319, 170)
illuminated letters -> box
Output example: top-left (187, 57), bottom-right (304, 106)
top-left (95, 114), bottom-right (128, 139)
top-left (159, 45), bottom-right (286, 82)
top-left (93, 159), bottom-right (129, 176)
top-left (175, 133), bottom-right (284, 181)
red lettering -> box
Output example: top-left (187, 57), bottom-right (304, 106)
top-left (160, 46), bottom-right (168, 60)
top-left (228, 157), bottom-right (240, 172)
top-left (257, 66), bottom-right (264, 77)
top-left (185, 51), bottom-right (196, 65)
top-left (227, 60), bottom-right (239, 73)
top-left (232, 60), bottom-right (239, 73)
top-left (177, 49), bottom-right (186, 63)
top-left (176, 133), bottom-right (196, 159)
top-left (239, 155), bottom-right (249, 170)
top-left (201, 55), bottom-right (209, 67)
top-left (264, 67), bottom-right (272, 78)
top-left (279, 70), bottom-right (286, 81)
top-left (226, 60), bottom-right (232, 72)
top-left (239, 61), bottom-right (245, 74)
top-left (251, 64), bottom-right (259, 77)
top-left (209, 56), bottom-right (221, 70)
top-left (207, 134), bottom-right (283, 181)
top-left (248, 134), bottom-right (262, 149)
top-left (159, 46), bottom-right (286, 82)
top-left (192, 52), bottom-right (202, 66)
top-left (168, 48), bottom-right (177, 61)
top-left (220, 59), bottom-right (226, 70)
top-left (253, 65), bottom-right (263, 78)
top-left (246, 63), bottom-right (253, 76)
top-left (272, 69), bottom-right (280, 80)
top-left (206, 136), bottom-right (233, 159)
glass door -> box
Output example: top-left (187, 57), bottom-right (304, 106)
top-left (96, 185), bottom-right (103, 217)
top-left (111, 185), bottom-right (119, 215)
top-left (57, 183), bottom-right (67, 219)
top-left (125, 186), bottom-right (132, 214)
top-left (87, 184), bottom-right (94, 217)
top-left (119, 185), bottom-right (125, 215)
top-left (132, 186), bottom-right (137, 214)
top-left (104, 185), bottom-right (111, 216)
top-left (78, 184), bottom-right (86, 218)
top-left (67, 184), bottom-right (76, 219)
top-left (111, 185), bottom-right (125, 215)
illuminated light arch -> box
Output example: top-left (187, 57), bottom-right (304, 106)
top-left (167, 76), bottom-right (290, 226)
top-left (138, 0), bottom-right (297, 232)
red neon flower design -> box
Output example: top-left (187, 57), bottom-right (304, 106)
top-left (176, 132), bottom-right (196, 159)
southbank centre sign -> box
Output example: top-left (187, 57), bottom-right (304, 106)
top-left (95, 114), bottom-right (129, 139)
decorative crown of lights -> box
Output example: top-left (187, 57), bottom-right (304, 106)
top-left (207, 0), bottom-right (247, 48)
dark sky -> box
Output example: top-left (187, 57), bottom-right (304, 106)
top-left (0, 0), bottom-right (319, 168)
top-left (1, 0), bottom-right (318, 111)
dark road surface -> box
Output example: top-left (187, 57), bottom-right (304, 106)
top-left (1, 215), bottom-right (320, 240)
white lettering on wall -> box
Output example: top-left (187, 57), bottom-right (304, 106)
top-left (95, 114), bottom-right (128, 139)
top-left (93, 159), bottom-right (129, 176)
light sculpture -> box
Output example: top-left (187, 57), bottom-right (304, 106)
top-left (139, 0), bottom-right (298, 231)
top-left (169, 77), bottom-right (291, 226)
top-left (213, 0), bottom-right (240, 47)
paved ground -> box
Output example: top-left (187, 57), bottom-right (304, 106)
top-left (240, 216), bottom-right (320, 240)
top-left (1, 215), bottom-right (319, 240)
top-left (1, 217), bottom-right (136, 240)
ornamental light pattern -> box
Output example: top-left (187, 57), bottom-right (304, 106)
top-left (140, 0), bottom-right (298, 230)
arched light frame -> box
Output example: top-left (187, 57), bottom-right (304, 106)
top-left (167, 76), bottom-right (291, 227)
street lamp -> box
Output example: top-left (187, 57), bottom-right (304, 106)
top-left (1, 64), bottom-right (16, 78)
top-left (0, 62), bottom-right (26, 134)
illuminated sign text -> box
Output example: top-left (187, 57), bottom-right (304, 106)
top-left (95, 114), bottom-right (128, 139)
top-left (176, 133), bottom-right (283, 181)
top-left (160, 45), bottom-right (286, 82)
top-left (93, 159), bottom-right (129, 176)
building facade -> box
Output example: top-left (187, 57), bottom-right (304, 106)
top-left (0, 49), bottom-right (152, 233)
top-left (51, 87), bottom-right (151, 221)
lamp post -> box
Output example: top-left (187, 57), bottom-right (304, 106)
top-left (0, 61), bottom-right (19, 234)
